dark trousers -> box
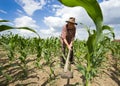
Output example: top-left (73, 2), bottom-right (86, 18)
top-left (60, 43), bottom-right (74, 64)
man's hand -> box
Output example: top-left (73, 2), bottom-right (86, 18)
top-left (70, 42), bottom-right (73, 48)
top-left (68, 41), bottom-right (73, 50)
top-left (67, 45), bottom-right (72, 50)
top-left (63, 38), bottom-right (73, 50)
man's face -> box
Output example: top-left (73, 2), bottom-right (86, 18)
top-left (68, 22), bottom-right (75, 29)
top-left (68, 22), bottom-right (74, 26)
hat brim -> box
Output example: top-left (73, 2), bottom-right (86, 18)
top-left (66, 21), bottom-right (77, 25)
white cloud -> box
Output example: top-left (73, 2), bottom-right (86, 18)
top-left (0, 10), bottom-right (7, 14)
top-left (14, 16), bottom-right (39, 36)
top-left (40, 27), bottom-right (61, 38)
top-left (100, 0), bottom-right (120, 24)
top-left (39, 16), bottom-right (66, 38)
top-left (15, 0), bottom-right (46, 16)
top-left (76, 28), bottom-right (88, 40)
top-left (14, 16), bottom-right (38, 28)
top-left (55, 6), bottom-right (93, 25)
top-left (16, 9), bottom-right (25, 16)
top-left (17, 9), bottom-right (24, 14)
top-left (44, 16), bottom-right (65, 28)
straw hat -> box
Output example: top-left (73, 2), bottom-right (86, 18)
top-left (66, 17), bottom-right (77, 25)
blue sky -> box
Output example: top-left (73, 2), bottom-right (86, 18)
top-left (0, 0), bottom-right (120, 40)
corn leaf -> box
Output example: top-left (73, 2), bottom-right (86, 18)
top-left (102, 25), bottom-right (115, 38)
top-left (17, 27), bottom-right (40, 37)
top-left (0, 25), bottom-right (13, 31)
top-left (0, 20), bottom-right (9, 22)
top-left (0, 25), bottom-right (40, 37)
top-left (0, 20), bottom-right (40, 37)
top-left (87, 33), bottom-right (96, 54)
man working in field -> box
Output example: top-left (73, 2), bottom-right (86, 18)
top-left (60, 17), bottom-right (77, 67)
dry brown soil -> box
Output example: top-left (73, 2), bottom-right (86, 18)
top-left (0, 48), bottom-right (120, 86)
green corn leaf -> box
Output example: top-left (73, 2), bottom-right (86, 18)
top-left (102, 25), bottom-right (115, 38)
top-left (0, 20), bottom-right (9, 22)
top-left (17, 27), bottom-right (36, 34)
top-left (1, 42), bottom-right (11, 50)
top-left (0, 25), bottom-right (40, 37)
top-left (17, 27), bottom-right (40, 37)
top-left (77, 65), bottom-right (86, 76)
top-left (95, 25), bottom-right (115, 43)
top-left (87, 33), bottom-right (96, 54)
top-left (0, 25), bottom-right (13, 32)
top-left (58, 0), bottom-right (103, 30)
top-left (0, 20), bottom-right (40, 37)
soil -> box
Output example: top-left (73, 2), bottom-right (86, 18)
top-left (0, 48), bottom-right (120, 86)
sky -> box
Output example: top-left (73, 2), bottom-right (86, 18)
top-left (0, 0), bottom-right (120, 40)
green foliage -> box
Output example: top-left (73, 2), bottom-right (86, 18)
top-left (0, 20), bottom-right (9, 22)
top-left (111, 41), bottom-right (120, 69)
top-left (0, 25), bottom-right (13, 32)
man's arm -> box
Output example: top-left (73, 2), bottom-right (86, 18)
top-left (70, 40), bottom-right (73, 48)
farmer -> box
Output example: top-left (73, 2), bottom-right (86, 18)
top-left (60, 17), bottom-right (77, 66)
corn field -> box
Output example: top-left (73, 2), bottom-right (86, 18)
top-left (0, 32), bottom-right (120, 86)
top-left (0, 0), bottom-right (120, 86)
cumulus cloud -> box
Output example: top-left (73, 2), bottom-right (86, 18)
top-left (40, 28), bottom-right (61, 38)
top-left (44, 16), bottom-right (65, 29)
top-left (15, 0), bottom-right (46, 16)
top-left (39, 16), bottom-right (63, 38)
top-left (14, 16), bottom-right (39, 36)
top-left (14, 16), bottom-right (38, 28)
top-left (100, 0), bottom-right (120, 24)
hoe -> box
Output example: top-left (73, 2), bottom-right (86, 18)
top-left (61, 49), bottom-right (73, 85)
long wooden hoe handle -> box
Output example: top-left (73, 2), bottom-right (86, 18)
top-left (64, 49), bottom-right (71, 72)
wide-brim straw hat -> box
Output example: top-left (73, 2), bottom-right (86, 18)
top-left (66, 17), bottom-right (77, 25)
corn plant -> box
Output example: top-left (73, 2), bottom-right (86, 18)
top-left (0, 64), bottom-right (12, 83)
top-left (0, 20), bottom-right (40, 80)
top-left (74, 39), bottom-right (87, 64)
top-left (59, 0), bottom-right (114, 86)
top-left (111, 41), bottom-right (120, 70)
top-left (0, 33), bottom-right (16, 83)
top-left (3, 33), bottom-right (18, 61)
top-left (17, 37), bottom-right (29, 77)
top-left (33, 37), bottom-right (43, 69)
top-left (42, 38), bottom-right (56, 78)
